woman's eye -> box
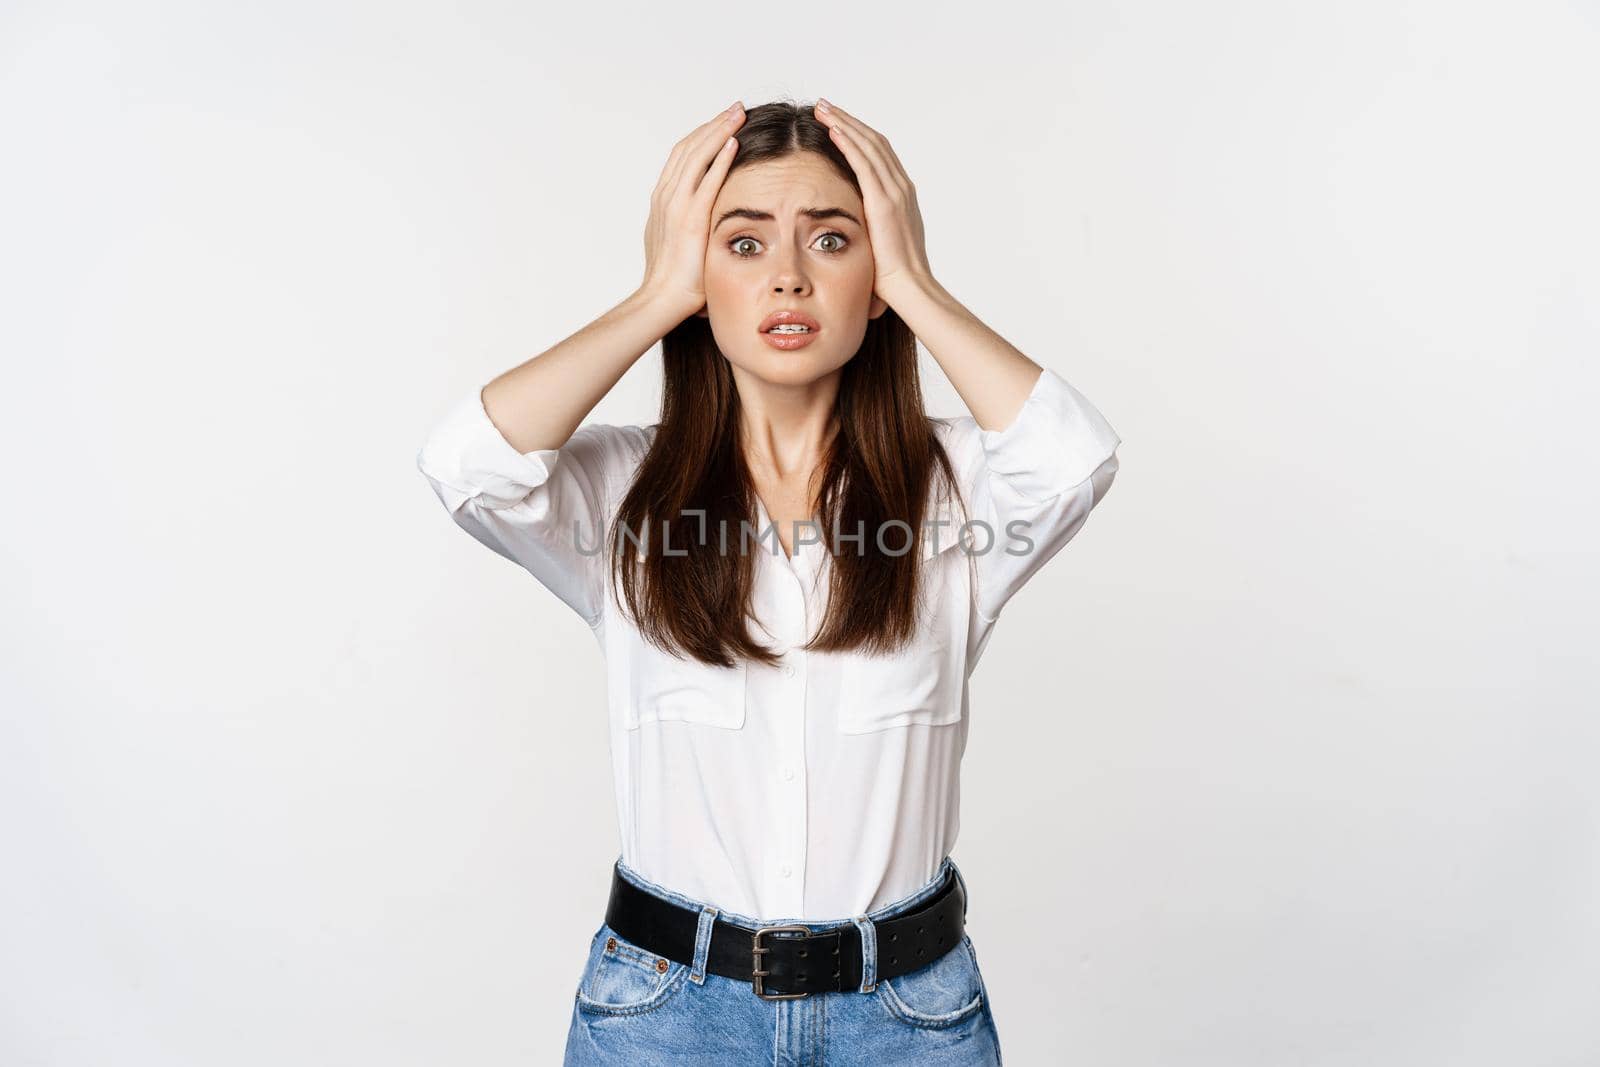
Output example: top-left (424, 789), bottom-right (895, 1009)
top-left (728, 232), bottom-right (850, 258)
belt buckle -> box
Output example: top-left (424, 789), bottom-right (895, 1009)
top-left (751, 923), bottom-right (813, 1000)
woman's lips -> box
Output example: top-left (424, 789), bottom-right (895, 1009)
top-left (760, 326), bottom-right (820, 350)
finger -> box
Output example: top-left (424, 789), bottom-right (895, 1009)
top-left (818, 102), bottom-right (912, 196)
top-left (821, 101), bottom-right (912, 192)
top-left (668, 105), bottom-right (745, 201)
top-left (815, 102), bottom-right (890, 190)
top-left (654, 105), bottom-right (737, 200)
top-left (820, 111), bottom-right (893, 205)
top-left (694, 130), bottom-right (740, 202)
top-left (874, 136), bottom-right (915, 193)
top-left (654, 115), bottom-right (717, 197)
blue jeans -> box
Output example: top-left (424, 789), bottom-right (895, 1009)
top-left (563, 855), bottom-right (1004, 1065)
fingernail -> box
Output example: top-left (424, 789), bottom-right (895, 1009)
top-left (729, 100), bottom-right (743, 114)
top-left (816, 98), bottom-right (831, 112)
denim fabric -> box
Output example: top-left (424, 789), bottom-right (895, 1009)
top-left (564, 855), bottom-right (1004, 1065)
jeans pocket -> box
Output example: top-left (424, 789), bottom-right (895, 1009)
top-left (874, 932), bottom-right (986, 1029)
top-left (573, 921), bottom-right (691, 1017)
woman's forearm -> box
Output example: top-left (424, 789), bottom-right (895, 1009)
top-left (880, 274), bottom-right (1044, 434)
top-left (480, 286), bottom-right (692, 454)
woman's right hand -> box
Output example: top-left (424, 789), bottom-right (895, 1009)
top-left (639, 101), bottom-right (746, 320)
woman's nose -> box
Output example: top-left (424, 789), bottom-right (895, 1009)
top-left (770, 265), bottom-right (809, 294)
top-left (769, 246), bottom-right (810, 294)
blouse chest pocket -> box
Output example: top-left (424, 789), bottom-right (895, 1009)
top-left (624, 629), bottom-right (748, 731)
top-left (836, 567), bottom-right (969, 734)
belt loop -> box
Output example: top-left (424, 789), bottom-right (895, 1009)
top-left (948, 857), bottom-right (970, 920)
top-left (849, 914), bottom-right (877, 993)
top-left (690, 904), bottom-right (718, 985)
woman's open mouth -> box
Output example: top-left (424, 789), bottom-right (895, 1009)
top-left (758, 310), bottom-right (822, 350)
top-left (760, 325), bottom-right (820, 350)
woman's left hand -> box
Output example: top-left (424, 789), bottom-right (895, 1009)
top-left (813, 99), bottom-right (936, 302)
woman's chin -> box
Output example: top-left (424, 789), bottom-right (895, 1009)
top-left (730, 348), bottom-right (845, 388)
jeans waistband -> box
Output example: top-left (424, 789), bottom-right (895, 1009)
top-left (610, 855), bottom-right (969, 931)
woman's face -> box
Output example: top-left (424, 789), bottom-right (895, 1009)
top-left (699, 152), bottom-right (887, 387)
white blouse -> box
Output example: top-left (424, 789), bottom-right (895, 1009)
top-left (416, 365), bottom-right (1121, 922)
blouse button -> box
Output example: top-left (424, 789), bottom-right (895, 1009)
top-left (783, 766), bottom-right (795, 780)
top-left (780, 863), bottom-right (792, 877)
top-left (783, 664), bottom-right (796, 677)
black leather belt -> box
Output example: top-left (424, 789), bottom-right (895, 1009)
top-left (603, 862), bottom-right (967, 1000)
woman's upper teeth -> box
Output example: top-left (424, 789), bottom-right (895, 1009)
top-left (769, 324), bottom-right (811, 332)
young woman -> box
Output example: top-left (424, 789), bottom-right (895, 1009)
top-left (417, 97), bottom-right (1122, 1065)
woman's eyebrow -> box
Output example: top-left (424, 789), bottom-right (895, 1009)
top-left (714, 207), bottom-right (863, 230)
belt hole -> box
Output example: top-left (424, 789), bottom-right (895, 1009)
top-left (799, 949), bottom-right (808, 958)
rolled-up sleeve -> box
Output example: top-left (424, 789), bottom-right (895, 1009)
top-left (415, 386), bottom-right (646, 628)
top-left (963, 365), bottom-right (1122, 622)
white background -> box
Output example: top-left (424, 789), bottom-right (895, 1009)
top-left (3, 1), bottom-right (1597, 1063)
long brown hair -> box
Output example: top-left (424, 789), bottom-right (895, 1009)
top-left (608, 101), bottom-right (967, 669)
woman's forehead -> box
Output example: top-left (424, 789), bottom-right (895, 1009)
top-left (718, 156), bottom-right (859, 207)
